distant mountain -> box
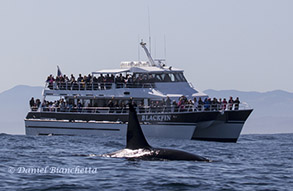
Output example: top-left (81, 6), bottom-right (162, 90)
top-left (204, 89), bottom-right (293, 134)
top-left (0, 85), bottom-right (292, 134)
top-left (0, 85), bottom-right (43, 134)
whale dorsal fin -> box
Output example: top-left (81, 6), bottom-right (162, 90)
top-left (126, 104), bottom-right (151, 149)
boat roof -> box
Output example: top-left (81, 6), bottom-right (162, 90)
top-left (92, 62), bottom-right (183, 74)
top-left (92, 68), bottom-right (129, 74)
top-left (130, 66), bottom-right (183, 73)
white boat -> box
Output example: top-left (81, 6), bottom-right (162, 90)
top-left (25, 42), bottom-right (253, 142)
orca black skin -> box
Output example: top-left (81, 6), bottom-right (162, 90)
top-left (104, 104), bottom-right (210, 162)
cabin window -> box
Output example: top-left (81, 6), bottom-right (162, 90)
top-left (132, 72), bottom-right (186, 83)
top-left (155, 74), bottom-right (162, 82)
top-left (172, 72), bottom-right (187, 82)
top-left (162, 74), bottom-right (172, 82)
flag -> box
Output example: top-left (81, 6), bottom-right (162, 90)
top-left (57, 65), bottom-right (62, 77)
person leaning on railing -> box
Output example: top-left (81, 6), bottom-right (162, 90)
top-left (29, 97), bottom-right (41, 111)
top-left (234, 97), bottom-right (240, 110)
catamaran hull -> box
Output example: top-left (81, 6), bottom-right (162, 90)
top-left (24, 120), bottom-right (196, 139)
top-left (192, 120), bottom-right (246, 142)
top-left (25, 109), bottom-right (252, 142)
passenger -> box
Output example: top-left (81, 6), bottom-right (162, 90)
top-left (46, 75), bottom-right (55, 89)
top-left (222, 98), bottom-right (227, 110)
top-left (150, 100), bottom-right (155, 113)
top-left (234, 97), bottom-right (240, 110)
top-left (132, 76), bottom-right (137, 88)
top-left (29, 97), bottom-right (35, 110)
top-left (142, 74), bottom-right (148, 84)
top-left (172, 100), bottom-right (178, 112)
top-left (158, 100), bottom-right (164, 112)
top-left (165, 96), bottom-right (171, 106)
top-left (107, 99), bottom-right (114, 113)
top-left (86, 74), bottom-right (92, 90)
top-left (126, 75), bottom-right (133, 88)
top-left (109, 74), bottom-right (114, 83)
top-left (204, 98), bottom-right (211, 111)
top-left (110, 100), bottom-right (119, 113)
top-left (137, 74), bottom-right (143, 88)
top-left (114, 101), bottom-right (119, 108)
top-left (46, 75), bottom-right (53, 83)
top-left (121, 101), bottom-right (127, 113)
top-left (148, 74), bottom-right (155, 83)
top-left (132, 100), bottom-right (137, 108)
top-left (211, 98), bottom-right (218, 111)
top-left (228, 97), bottom-right (234, 110)
top-left (92, 76), bottom-right (98, 90)
top-left (163, 73), bottom-right (171, 82)
top-left (193, 97), bottom-right (198, 111)
top-left (62, 75), bottom-right (69, 90)
top-left (177, 97), bottom-right (184, 109)
top-left (97, 74), bottom-right (105, 89)
top-left (60, 99), bottom-right (66, 112)
top-left (77, 101), bottom-right (83, 112)
top-left (64, 75), bottom-right (69, 83)
top-left (107, 100), bottom-right (114, 107)
top-left (69, 74), bottom-right (75, 90)
top-left (87, 74), bottom-right (92, 83)
top-left (67, 102), bottom-right (73, 112)
top-left (198, 97), bottom-right (203, 111)
top-left (70, 74), bottom-right (75, 83)
top-left (218, 98), bottom-right (222, 110)
top-left (49, 101), bottom-right (54, 112)
top-left (165, 96), bottom-right (171, 112)
top-left (187, 99), bottom-right (193, 111)
top-left (115, 74), bottom-right (122, 88)
top-left (35, 99), bottom-right (41, 108)
top-left (77, 74), bottom-right (83, 83)
top-left (178, 96), bottom-right (187, 112)
top-left (138, 101), bottom-right (145, 113)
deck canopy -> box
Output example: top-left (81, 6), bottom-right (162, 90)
top-left (130, 66), bottom-right (183, 73)
top-left (92, 68), bottom-right (130, 75)
top-left (93, 64), bottom-right (183, 75)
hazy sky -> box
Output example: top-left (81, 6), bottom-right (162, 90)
top-left (0, 0), bottom-right (292, 93)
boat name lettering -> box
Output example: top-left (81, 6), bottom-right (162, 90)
top-left (141, 115), bottom-right (171, 121)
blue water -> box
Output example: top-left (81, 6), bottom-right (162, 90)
top-left (0, 133), bottom-right (292, 191)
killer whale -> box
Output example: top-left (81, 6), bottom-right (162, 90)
top-left (103, 104), bottom-right (210, 162)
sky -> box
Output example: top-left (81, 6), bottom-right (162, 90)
top-left (0, 0), bottom-right (292, 93)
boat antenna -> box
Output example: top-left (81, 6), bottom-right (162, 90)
top-left (138, 35), bottom-right (141, 61)
top-left (148, 7), bottom-right (151, 55)
top-left (164, 35), bottom-right (167, 63)
top-left (154, 37), bottom-right (157, 59)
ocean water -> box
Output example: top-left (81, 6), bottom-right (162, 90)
top-left (0, 133), bottom-right (292, 191)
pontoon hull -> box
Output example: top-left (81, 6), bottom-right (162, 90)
top-left (25, 120), bottom-right (196, 139)
top-left (25, 109), bottom-right (252, 142)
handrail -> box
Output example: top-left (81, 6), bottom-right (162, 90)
top-left (45, 82), bottom-right (155, 91)
top-left (35, 103), bottom-right (251, 114)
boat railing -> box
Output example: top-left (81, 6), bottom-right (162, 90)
top-left (37, 103), bottom-right (250, 114)
top-left (45, 82), bottom-right (155, 91)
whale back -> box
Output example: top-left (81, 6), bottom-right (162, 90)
top-left (126, 104), bottom-right (151, 149)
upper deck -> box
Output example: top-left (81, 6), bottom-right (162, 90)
top-left (43, 41), bottom-right (207, 100)
top-left (44, 60), bottom-right (207, 100)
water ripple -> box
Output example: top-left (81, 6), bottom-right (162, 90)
top-left (0, 133), bottom-right (292, 190)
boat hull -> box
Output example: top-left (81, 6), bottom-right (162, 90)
top-left (25, 120), bottom-right (196, 139)
top-left (25, 109), bottom-right (252, 142)
top-left (192, 109), bottom-right (253, 142)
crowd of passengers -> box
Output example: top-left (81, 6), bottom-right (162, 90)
top-left (46, 72), bottom-right (176, 90)
top-left (29, 96), bottom-right (241, 112)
